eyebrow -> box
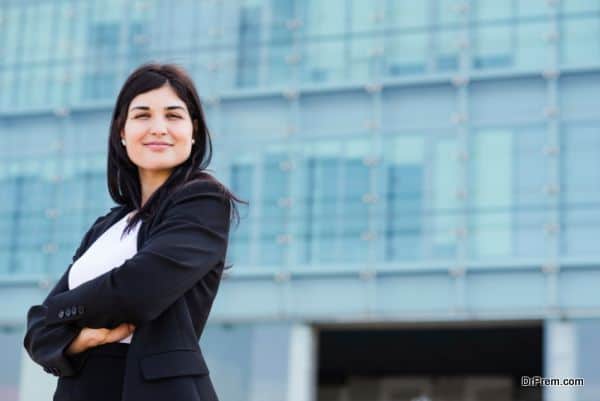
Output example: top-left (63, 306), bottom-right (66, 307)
top-left (129, 105), bottom-right (186, 112)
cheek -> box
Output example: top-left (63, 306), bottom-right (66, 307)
top-left (172, 124), bottom-right (194, 142)
top-left (123, 122), bottom-right (146, 141)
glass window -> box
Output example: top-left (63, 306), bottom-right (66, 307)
top-left (48, 64), bottom-right (69, 106)
top-left (269, 0), bottom-right (295, 85)
top-left (302, 39), bottom-right (345, 84)
top-left (561, 123), bottom-right (600, 256)
top-left (271, 0), bottom-right (295, 41)
top-left (11, 159), bottom-right (58, 274)
top-left (81, 62), bottom-right (119, 101)
top-left (71, 2), bottom-right (89, 60)
top-left (384, 136), bottom-right (424, 261)
top-left (388, 0), bottom-right (428, 28)
top-left (349, 36), bottom-right (379, 82)
top-left (514, 127), bottom-right (549, 258)
top-left (473, 24), bottom-right (513, 69)
top-left (260, 146), bottom-right (288, 266)
top-left (517, 0), bottom-right (552, 18)
top-left (435, 27), bottom-right (461, 72)
top-left (0, 68), bottom-right (16, 111)
top-left (561, 16), bottom-right (600, 65)
top-left (268, 42), bottom-right (294, 86)
top-left (341, 138), bottom-right (372, 264)
top-left (432, 137), bottom-right (459, 259)
top-left (0, 166), bottom-right (18, 272)
top-left (237, 4), bottom-right (262, 87)
top-left (575, 320), bottom-right (600, 401)
top-left (300, 140), bottom-right (341, 264)
top-left (516, 21), bottom-right (551, 69)
top-left (0, 6), bottom-right (5, 65)
top-left (301, 0), bottom-right (346, 84)
top-left (37, 3), bottom-right (54, 63)
top-left (21, 4), bottom-right (39, 63)
top-left (229, 159), bottom-right (253, 266)
top-left (563, 0), bottom-right (600, 13)
top-left (349, 0), bottom-right (382, 81)
top-left (54, 3), bottom-right (75, 62)
top-left (475, 0), bottom-right (511, 21)
top-left (437, 0), bottom-right (464, 26)
top-left (470, 130), bottom-right (513, 258)
top-left (25, 66), bottom-right (48, 109)
top-left (386, 31), bottom-right (428, 76)
top-left (0, 331), bottom-right (22, 401)
top-left (350, 0), bottom-right (381, 32)
top-left (303, 0), bottom-right (346, 37)
top-left (170, 1), bottom-right (198, 52)
top-left (2, 6), bottom-right (21, 66)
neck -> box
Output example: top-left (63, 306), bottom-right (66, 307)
top-left (138, 168), bottom-right (172, 208)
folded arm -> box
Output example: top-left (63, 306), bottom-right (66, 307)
top-left (44, 180), bottom-right (231, 329)
top-left (23, 216), bottom-right (104, 377)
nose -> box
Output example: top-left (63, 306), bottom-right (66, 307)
top-left (150, 117), bottom-right (168, 136)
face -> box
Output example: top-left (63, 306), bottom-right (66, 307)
top-left (121, 84), bottom-right (195, 180)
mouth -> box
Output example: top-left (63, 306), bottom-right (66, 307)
top-left (143, 142), bottom-right (173, 146)
top-left (143, 142), bottom-right (173, 150)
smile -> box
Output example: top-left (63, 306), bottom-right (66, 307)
top-left (143, 143), bottom-right (173, 151)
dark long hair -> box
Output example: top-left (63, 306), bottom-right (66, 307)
top-left (107, 63), bottom-right (246, 235)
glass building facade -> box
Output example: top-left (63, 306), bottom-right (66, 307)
top-left (2, 1), bottom-right (600, 401)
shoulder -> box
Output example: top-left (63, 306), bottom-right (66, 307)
top-left (170, 174), bottom-right (229, 204)
top-left (159, 174), bottom-right (231, 221)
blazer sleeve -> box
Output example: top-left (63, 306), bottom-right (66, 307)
top-left (23, 215), bottom-right (104, 377)
top-left (43, 180), bottom-right (231, 328)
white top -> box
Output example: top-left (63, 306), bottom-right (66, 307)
top-left (68, 211), bottom-right (141, 344)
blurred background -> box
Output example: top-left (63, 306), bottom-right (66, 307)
top-left (1, 0), bottom-right (599, 400)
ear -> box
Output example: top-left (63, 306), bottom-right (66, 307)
top-left (193, 119), bottom-right (199, 131)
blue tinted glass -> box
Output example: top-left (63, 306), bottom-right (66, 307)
top-left (470, 130), bottom-right (513, 259)
top-left (229, 163), bottom-right (253, 265)
top-left (385, 137), bottom-right (424, 261)
top-left (237, 5), bottom-right (262, 88)
top-left (561, 123), bottom-right (600, 256)
top-left (386, 32), bottom-right (428, 76)
top-left (562, 16), bottom-right (600, 65)
top-left (260, 151), bottom-right (288, 265)
top-left (473, 25), bottom-right (513, 69)
top-left (432, 137), bottom-right (459, 259)
top-left (516, 22), bottom-right (551, 69)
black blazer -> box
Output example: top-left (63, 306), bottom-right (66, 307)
top-left (23, 178), bottom-right (231, 401)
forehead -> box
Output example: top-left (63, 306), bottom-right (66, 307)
top-left (129, 84), bottom-right (187, 109)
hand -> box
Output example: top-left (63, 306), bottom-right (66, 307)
top-left (66, 323), bottom-right (136, 356)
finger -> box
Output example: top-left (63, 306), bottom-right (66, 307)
top-left (84, 328), bottom-right (110, 347)
top-left (104, 324), bottom-right (131, 343)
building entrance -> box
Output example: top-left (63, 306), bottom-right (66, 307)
top-left (317, 322), bottom-right (542, 401)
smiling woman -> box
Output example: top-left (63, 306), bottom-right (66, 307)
top-left (121, 84), bottom-right (197, 208)
top-left (23, 63), bottom-right (247, 401)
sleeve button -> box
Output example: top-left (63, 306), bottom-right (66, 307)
top-left (58, 310), bottom-right (65, 319)
top-left (78, 305), bottom-right (85, 315)
top-left (65, 308), bottom-right (71, 317)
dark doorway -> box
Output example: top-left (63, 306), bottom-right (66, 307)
top-left (317, 322), bottom-right (543, 401)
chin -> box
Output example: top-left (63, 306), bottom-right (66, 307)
top-left (137, 163), bottom-right (180, 174)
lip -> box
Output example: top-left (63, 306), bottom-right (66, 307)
top-left (143, 142), bottom-right (173, 146)
top-left (143, 142), bottom-right (173, 151)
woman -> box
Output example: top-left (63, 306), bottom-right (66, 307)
top-left (23, 63), bottom-right (245, 401)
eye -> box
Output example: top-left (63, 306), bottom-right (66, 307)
top-left (167, 114), bottom-right (182, 119)
top-left (134, 113), bottom-right (150, 119)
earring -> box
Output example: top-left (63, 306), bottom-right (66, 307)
top-left (192, 139), bottom-right (195, 144)
top-left (121, 138), bottom-right (126, 146)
